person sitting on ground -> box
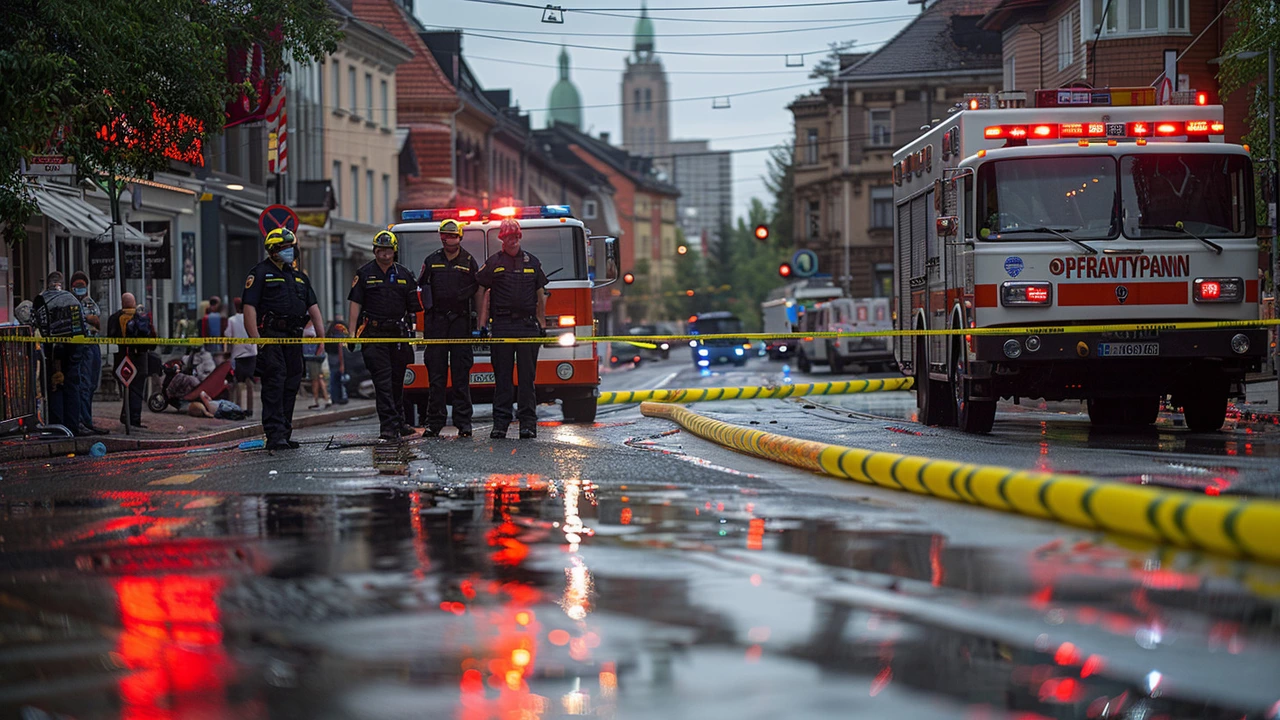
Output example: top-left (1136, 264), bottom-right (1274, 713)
top-left (186, 390), bottom-right (246, 420)
top-left (164, 364), bottom-right (202, 405)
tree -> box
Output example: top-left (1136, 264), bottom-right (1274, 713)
top-left (809, 41), bottom-right (858, 82)
top-left (715, 198), bottom-right (792, 330)
top-left (765, 141), bottom-right (795, 249)
top-left (0, 0), bottom-right (341, 245)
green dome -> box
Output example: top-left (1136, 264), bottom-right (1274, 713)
top-left (547, 47), bottom-right (582, 129)
top-left (634, 1), bottom-right (654, 59)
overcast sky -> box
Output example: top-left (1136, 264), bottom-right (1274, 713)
top-left (417, 0), bottom-right (920, 222)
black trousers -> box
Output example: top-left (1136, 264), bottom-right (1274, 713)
top-left (258, 341), bottom-right (303, 444)
top-left (363, 335), bottom-right (411, 435)
top-left (424, 313), bottom-right (474, 431)
top-left (490, 317), bottom-right (541, 430)
top-left (48, 343), bottom-right (83, 429)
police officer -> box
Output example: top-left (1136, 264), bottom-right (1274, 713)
top-left (349, 230), bottom-right (423, 441)
top-left (418, 218), bottom-right (485, 437)
top-left (243, 228), bottom-right (324, 451)
top-left (477, 218), bottom-right (548, 439)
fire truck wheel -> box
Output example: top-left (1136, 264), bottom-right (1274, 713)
top-left (915, 341), bottom-right (952, 426)
top-left (951, 348), bottom-right (994, 434)
top-left (1182, 383), bottom-right (1227, 433)
top-left (561, 397), bottom-right (598, 424)
top-left (1131, 395), bottom-right (1161, 426)
top-left (830, 354), bottom-right (846, 374)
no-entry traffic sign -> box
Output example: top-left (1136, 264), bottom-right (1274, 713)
top-left (259, 204), bottom-right (299, 238)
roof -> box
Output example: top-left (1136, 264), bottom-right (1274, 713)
top-left (350, 0), bottom-right (457, 118)
top-left (547, 123), bottom-right (679, 197)
top-left (839, 0), bottom-right (1002, 81)
top-left (397, 122), bottom-right (454, 209)
top-left (978, 0), bottom-right (1051, 31)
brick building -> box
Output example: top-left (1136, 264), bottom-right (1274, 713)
top-left (979, 0), bottom-right (1248, 143)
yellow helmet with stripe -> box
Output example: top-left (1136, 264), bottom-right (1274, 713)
top-left (372, 230), bottom-right (398, 251)
top-left (439, 218), bottom-right (465, 236)
top-left (264, 228), bottom-right (296, 252)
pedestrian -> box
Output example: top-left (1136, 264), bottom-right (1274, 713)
top-left (242, 228), bottom-right (324, 451)
top-left (225, 296), bottom-right (257, 418)
top-left (303, 319), bottom-right (330, 409)
top-left (348, 230), bottom-right (422, 441)
top-left (192, 296), bottom-right (223, 378)
top-left (418, 218), bottom-right (485, 438)
top-left (476, 218), bottom-right (548, 439)
top-left (31, 271), bottom-right (88, 433)
top-left (106, 292), bottom-right (156, 429)
top-left (69, 271), bottom-right (108, 435)
top-left (326, 318), bottom-right (349, 405)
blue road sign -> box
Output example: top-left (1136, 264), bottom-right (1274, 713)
top-left (791, 249), bottom-right (819, 278)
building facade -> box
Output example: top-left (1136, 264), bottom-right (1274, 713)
top-left (668, 140), bottom-right (732, 255)
top-left (621, 4), bottom-right (669, 159)
top-left (789, 0), bottom-right (1002, 298)
top-left (979, 0), bottom-right (1248, 143)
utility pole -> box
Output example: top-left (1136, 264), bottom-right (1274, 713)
top-left (1269, 47), bottom-right (1277, 397)
top-left (841, 80), bottom-right (851, 298)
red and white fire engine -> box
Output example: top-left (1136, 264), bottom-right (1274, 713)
top-left (893, 88), bottom-right (1264, 434)
top-left (391, 205), bottom-right (619, 424)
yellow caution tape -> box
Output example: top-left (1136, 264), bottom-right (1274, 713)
top-left (599, 377), bottom-right (914, 405)
top-left (640, 401), bottom-right (1280, 565)
top-left (4, 317), bottom-right (1276, 346)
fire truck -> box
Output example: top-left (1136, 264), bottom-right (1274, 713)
top-left (892, 88), bottom-right (1264, 434)
top-left (390, 205), bottom-right (619, 424)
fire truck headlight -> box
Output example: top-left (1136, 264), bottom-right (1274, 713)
top-left (1231, 334), bottom-right (1251, 355)
top-left (1003, 339), bottom-right (1023, 359)
top-left (556, 362), bottom-right (575, 379)
top-left (404, 368), bottom-right (416, 385)
top-left (558, 332), bottom-right (576, 347)
top-left (1193, 277), bottom-right (1243, 303)
top-left (1025, 335), bottom-right (1041, 352)
top-left (1001, 281), bottom-right (1053, 306)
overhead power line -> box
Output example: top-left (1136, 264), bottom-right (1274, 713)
top-left (522, 79), bottom-right (825, 112)
top-left (571, 9), bottom-right (913, 23)
top-left (462, 0), bottom-right (902, 11)
top-left (460, 31), bottom-right (841, 57)
top-left (464, 53), bottom-right (812, 75)
top-left (421, 16), bottom-right (913, 38)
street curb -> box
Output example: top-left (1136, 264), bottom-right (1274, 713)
top-left (599, 377), bottom-right (914, 405)
top-left (0, 405), bottom-right (376, 462)
top-left (639, 401), bottom-right (1280, 565)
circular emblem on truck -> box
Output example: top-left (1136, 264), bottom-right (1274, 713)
top-left (1049, 258), bottom-right (1065, 276)
top-left (1004, 256), bottom-right (1024, 278)
top-left (1115, 285), bottom-right (1129, 304)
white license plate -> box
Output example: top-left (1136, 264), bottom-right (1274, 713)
top-left (472, 344), bottom-right (490, 355)
top-left (1096, 342), bottom-right (1159, 357)
top-left (470, 372), bottom-right (495, 384)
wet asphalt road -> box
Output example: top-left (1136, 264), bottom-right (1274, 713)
top-left (2, 352), bottom-right (1280, 720)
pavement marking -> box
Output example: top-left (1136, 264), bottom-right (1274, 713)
top-left (640, 401), bottom-right (1280, 565)
top-left (149, 473), bottom-right (203, 486)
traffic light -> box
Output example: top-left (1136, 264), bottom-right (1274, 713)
top-left (623, 272), bottom-right (635, 285)
top-left (677, 245), bottom-right (688, 255)
top-left (754, 224), bottom-right (770, 242)
top-left (685, 289), bottom-right (695, 297)
top-left (778, 263), bottom-right (792, 278)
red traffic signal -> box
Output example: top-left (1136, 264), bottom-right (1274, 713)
top-left (623, 272), bottom-right (635, 285)
top-left (754, 224), bottom-right (770, 242)
top-left (778, 263), bottom-right (792, 278)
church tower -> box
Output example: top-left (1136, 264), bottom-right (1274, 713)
top-left (546, 47), bottom-right (583, 129)
top-left (621, 2), bottom-right (668, 159)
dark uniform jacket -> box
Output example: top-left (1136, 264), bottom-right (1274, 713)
top-left (242, 259), bottom-right (318, 336)
top-left (348, 261), bottom-right (422, 335)
top-left (476, 249), bottom-right (548, 319)
top-left (417, 248), bottom-right (480, 318)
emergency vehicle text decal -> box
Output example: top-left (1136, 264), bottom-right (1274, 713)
top-left (1048, 254), bottom-right (1190, 279)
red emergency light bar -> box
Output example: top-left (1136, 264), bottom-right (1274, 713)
top-left (982, 120), bottom-right (1224, 144)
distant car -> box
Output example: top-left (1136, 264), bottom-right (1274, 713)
top-left (608, 342), bottom-right (644, 368)
top-left (627, 324), bottom-right (670, 359)
top-left (765, 339), bottom-right (795, 360)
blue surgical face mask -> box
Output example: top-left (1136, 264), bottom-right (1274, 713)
top-left (73, 287), bottom-right (88, 297)
top-left (277, 248), bottom-right (296, 264)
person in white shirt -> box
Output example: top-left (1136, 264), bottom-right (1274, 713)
top-left (225, 297), bottom-right (258, 418)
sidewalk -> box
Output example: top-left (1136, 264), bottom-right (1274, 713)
top-left (0, 397), bottom-right (377, 462)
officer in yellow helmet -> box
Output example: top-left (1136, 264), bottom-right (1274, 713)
top-left (243, 228), bottom-right (324, 450)
top-left (416, 218), bottom-right (484, 437)
top-left (349, 230), bottom-right (423, 441)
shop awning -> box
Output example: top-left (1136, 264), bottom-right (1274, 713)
top-left (32, 184), bottom-right (154, 245)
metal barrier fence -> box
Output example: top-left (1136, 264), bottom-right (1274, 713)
top-left (0, 326), bottom-right (40, 434)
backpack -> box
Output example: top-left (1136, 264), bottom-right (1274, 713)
top-left (126, 310), bottom-right (153, 338)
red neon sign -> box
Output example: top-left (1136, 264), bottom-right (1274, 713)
top-left (98, 104), bottom-right (205, 167)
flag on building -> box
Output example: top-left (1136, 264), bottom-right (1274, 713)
top-left (266, 83), bottom-right (288, 174)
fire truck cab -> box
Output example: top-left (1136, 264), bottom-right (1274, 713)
top-left (893, 88), bottom-right (1264, 434)
top-left (389, 205), bottom-right (619, 424)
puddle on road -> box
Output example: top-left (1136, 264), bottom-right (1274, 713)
top-left (1, 479), bottom-right (1279, 720)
